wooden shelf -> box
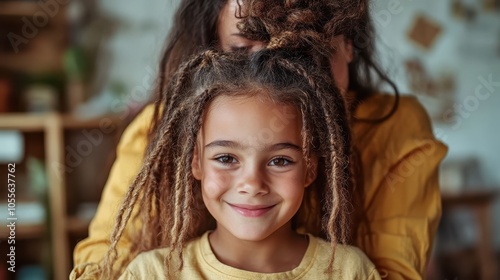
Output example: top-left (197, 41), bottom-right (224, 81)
top-left (0, 113), bottom-right (119, 131)
top-left (0, 113), bottom-right (48, 131)
top-left (62, 114), bottom-right (119, 129)
top-left (66, 216), bottom-right (91, 235)
top-left (0, 223), bottom-right (45, 240)
top-left (0, 1), bottom-right (67, 20)
top-left (0, 52), bottom-right (63, 74)
top-left (442, 189), bottom-right (498, 208)
top-left (0, 2), bottom-right (40, 17)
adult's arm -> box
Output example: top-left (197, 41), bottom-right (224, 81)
top-left (354, 95), bottom-right (448, 279)
top-left (70, 105), bottom-right (155, 279)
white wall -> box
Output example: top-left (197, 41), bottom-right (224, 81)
top-left (95, 0), bottom-right (180, 106)
top-left (371, 0), bottom-right (500, 246)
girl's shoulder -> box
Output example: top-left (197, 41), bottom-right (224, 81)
top-left (119, 235), bottom-right (203, 279)
top-left (311, 236), bottom-right (380, 279)
top-left (119, 247), bottom-right (169, 279)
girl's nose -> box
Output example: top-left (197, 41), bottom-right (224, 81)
top-left (237, 166), bottom-right (269, 196)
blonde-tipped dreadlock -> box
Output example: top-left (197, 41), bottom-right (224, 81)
top-left (102, 40), bottom-right (355, 278)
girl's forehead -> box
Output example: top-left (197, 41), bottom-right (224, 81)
top-left (200, 94), bottom-right (302, 146)
top-left (207, 92), bottom-right (296, 113)
top-left (203, 93), bottom-right (302, 131)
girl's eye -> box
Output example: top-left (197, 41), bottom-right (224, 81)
top-left (269, 157), bottom-right (293, 167)
top-left (214, 155), bottom-right (237, 165)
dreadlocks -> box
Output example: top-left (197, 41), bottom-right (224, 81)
top-left (102, 40), bottom-right (355, 278)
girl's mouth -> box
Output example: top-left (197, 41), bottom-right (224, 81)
top-left (227, 203), bottom-right (275, 217)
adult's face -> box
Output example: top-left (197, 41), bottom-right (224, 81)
top-left (216, 0), bottom-right (354, 94)
top-left (217, 0), bottom-right (267, 53)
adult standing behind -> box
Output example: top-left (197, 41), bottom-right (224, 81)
top-left (71, 0), bottom-right (447, 279)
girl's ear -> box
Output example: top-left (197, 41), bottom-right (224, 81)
top-left (191, 143), bottom-right (202, 180)
top-left (305, 156), bottom-right (318, 187)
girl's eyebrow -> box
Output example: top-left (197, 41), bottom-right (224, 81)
top-left (267, 143), bottom-right (302, 152)
top-left (205, 140), bottom-right (302, 152)
top-left (205, 140), bottom-right (242, 149)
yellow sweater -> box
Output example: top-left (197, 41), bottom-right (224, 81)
top-left (118, 232), bottom-right (380, 280)
top-left (71, 94), bottom-right (447, 280)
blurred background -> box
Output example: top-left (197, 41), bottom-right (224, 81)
top-left (0, 0), bottom-right (499, 279)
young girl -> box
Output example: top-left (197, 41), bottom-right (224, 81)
top-left (73, 0), bottom-right (447, 279)
top-left (103, 46), bottom-right (380, 279)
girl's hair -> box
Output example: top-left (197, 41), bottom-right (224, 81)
top-left (102, 45), bottom-right (355, 278)
top-left (147, 0), bottom-right (399, 139)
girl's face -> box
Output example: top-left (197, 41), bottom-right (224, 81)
top-left (191, 94), bottom-right (317, 242)
top-left (217, 0), bottom-right (353, 94)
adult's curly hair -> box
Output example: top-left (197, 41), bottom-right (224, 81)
top-left (146, 0), bottom-right (400, 145)
top-left (236, 0), bottom-right (399, 122)
top-left (101, 44), bottom-right (354, 278)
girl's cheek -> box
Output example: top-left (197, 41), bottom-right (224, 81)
top-left (202, 168), bottom-right (233, 197)
top-left (272, 170), bottom-right (307, 195)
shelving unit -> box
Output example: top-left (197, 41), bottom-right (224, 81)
top-left (0, 2), bottom-right (120, 279)
top-left (0, 113), bottom-right (119, 280)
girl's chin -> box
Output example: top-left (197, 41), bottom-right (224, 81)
top-left (228, 228), bottom-right (274, 242)
top-left (220, 224), bottom-right (294, 243)
top-left (212, 225), bottom-right (277, 243)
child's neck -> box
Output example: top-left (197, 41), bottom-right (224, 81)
top-left (208, 224), bottom-right (309, 273)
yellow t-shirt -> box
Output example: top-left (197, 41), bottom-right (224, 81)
top-left (118, 232), bottom-right (380, 280)
top-left (71, 94), bottom-right (447, 280)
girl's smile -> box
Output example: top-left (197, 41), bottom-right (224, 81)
top-left (227, 203), bottom-right (277, 218)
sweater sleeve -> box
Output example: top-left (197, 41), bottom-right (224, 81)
top-left (368, 267), bottom-right (383, 280)
top-left (354, 96), bottom-right (448, 280)
top-left (71, 105), bottom-right (155, 279)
